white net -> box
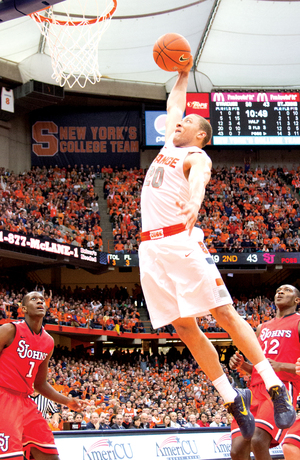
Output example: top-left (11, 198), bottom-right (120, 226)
top-left (30, 0), bottom-right (117, 89)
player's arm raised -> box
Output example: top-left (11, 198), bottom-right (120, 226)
top-left (165, 58), bottom-right (193, 143)
top-left (176, 153), bottom-right (211, 235)
top-left (34, 349), bottom-right (86, 411)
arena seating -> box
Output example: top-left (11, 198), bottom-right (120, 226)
top-left (0, 283), bottom-right (278, 334)
top-left (47, 348), bottom-right (236, 430)
top-left (106, 164), bottom-right (300, 253)
top-left (0, 165), bottom-right (103, 251)
top-left (1, 164), bottom-right (299, 254)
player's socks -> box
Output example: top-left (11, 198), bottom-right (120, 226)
top-left (212, 374), bottom-right (237, 403)
top-left (254, 359), bottom-right (282, 390)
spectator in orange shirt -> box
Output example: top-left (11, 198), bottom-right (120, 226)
top-left (105, 316), bottom-right (115, 331)
top-left (115, 242), bottom-right (124, 254)
top-left (208, 244), bottom-right (217, 254)
top-left (44, 290), bottom-right (52, 311)
top-left (63, 308), bottom-right (73, 326)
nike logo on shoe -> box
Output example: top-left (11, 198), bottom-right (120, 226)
top-left (240, 396), bottom-right (248, 416)
top-left (185, 251), bottom-right (193, 257)
top-left (269, 384), bottom-right (296, 429)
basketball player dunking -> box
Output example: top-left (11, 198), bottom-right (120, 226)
top-left (0, 291), bottom-right (85, 460)
top-left (138, 56), bottom-right (295, 440)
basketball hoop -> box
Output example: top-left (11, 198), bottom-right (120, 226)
top-left (30, 0), bottom-right (117, 89)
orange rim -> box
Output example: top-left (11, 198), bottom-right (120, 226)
top-left (30, 0), bottom-right (117, 26)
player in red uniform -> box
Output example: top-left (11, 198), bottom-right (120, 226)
top-left (0, 291), bottom-right (85, 460)
top-left (281, 356), bottom-right (300, 460)
top-left (229, 284), bottom-right (300, 460)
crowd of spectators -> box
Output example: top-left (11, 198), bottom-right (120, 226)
top-left (1, 162), bottom-right (300, 255)
top-left (198, 164), bottom-right (300, 253)
top-left (43, 345), bottom-right (300, 432)
top-left (46, 349), bottom-right (238, 431)
top-left (101, 162), bottom-right (300, 254)
top-left (0, 280), bottom-right (283, 339)
top-left (0, 164), bottom-right (103, 251)
top-left (0, 276), bottom-right (282, 335)
top-left (0, 283), bottom-right (149, 334)
top-left (102, 165), bottom-right (145, 254)
top-left (197, 293), bottom-right (277, 333)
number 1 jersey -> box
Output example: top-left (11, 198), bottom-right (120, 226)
top-left (0, 321), bottom-right (54, 396)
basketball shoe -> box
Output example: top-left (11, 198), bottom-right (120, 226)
top-left (268, 384), bottom-right (296, 429)
top-left (224, 388), bottom-right (255, 441)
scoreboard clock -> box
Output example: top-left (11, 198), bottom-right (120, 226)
top-left (210, 92), bottom-right (300, 145)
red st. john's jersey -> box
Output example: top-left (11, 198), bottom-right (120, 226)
top-left (251, 312), bottom-right (300, 392)
top-left (0, 320), bottom-right (54, 396)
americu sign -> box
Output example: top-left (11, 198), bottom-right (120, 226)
top-left (53, 429), bottom-right (283, 460)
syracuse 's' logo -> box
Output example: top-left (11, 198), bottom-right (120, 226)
top-left (32, 121), bottom-right (58, 157)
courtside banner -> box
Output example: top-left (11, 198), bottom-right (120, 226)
top-left (31, 111), bottom-right (140, 169)
top-left (54, 428), bottom-right (283, 460)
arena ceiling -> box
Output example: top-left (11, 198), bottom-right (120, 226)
top-left (0, 0), bottom-right (299, 94)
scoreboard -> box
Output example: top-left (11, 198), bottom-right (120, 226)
top-left (185, 92), bottom-right (300, 146)
top-left (211, 92), bottom-right (300, 145)
top-left (1, 230), bottom-right (300, 269)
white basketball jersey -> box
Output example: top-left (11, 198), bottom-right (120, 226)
top-left (141, 137), bottom-right (207, 232)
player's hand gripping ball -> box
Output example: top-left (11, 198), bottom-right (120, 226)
top-left (153, 33), bottom-right (192, 72)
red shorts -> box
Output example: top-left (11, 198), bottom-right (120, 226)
top-left (231, 382), bottom-right (298, 448)
top-left (0, 387), bottom-right (58, 460)
top-left (282, 418), bottom-right (300, 448)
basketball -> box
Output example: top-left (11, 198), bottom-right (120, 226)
top-left (153, 33), bottom-right (192, 72)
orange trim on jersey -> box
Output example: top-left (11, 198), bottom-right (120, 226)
top-left (141, 223), bottom-right (186, 242)
top-left (215, 278), bottom-right (224, 286)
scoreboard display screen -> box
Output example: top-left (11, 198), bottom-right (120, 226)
top-left (210, 92), bottom-right (300, 145)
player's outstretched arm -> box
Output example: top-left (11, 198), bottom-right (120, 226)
top-left (34, 350), bottom-right (86, 411)
top-left (165, 58), bottom-right (193, 143)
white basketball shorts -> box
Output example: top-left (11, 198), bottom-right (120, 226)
top-left (139, 227), bottom-right (232, 329)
